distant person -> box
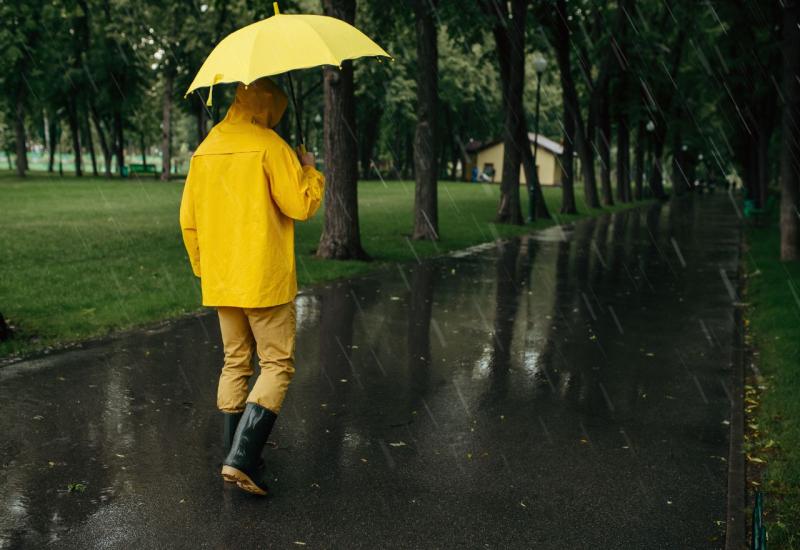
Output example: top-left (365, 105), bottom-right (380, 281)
top-left (179, 77), bottom-right (325, 496)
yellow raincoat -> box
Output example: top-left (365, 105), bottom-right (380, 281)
top-left (179, 78), bottom-right (324, 308)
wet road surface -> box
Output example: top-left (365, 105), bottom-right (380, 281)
top-left (1, 195), bottom-right (741, 549)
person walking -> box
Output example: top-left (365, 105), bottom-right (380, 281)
top-left (179, 77), bottom-right (324, 496)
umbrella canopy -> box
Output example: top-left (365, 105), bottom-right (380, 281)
top-left (185, 2), bottom-right (391, 99)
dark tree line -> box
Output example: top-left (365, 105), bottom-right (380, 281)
top-left (2, 0), bottom-right (799, 260)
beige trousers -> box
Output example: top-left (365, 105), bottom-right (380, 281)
top-left (216, 301), bottom-right (296, 414)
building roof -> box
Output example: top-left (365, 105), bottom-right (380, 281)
top-left (467, 133), bottom-right (564, 156)
top-left (528, 133), bottom-right (564, 155)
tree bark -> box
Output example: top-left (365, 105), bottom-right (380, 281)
top-left (780, 0), bottom-right (800, 260)
top-left (560, 102), bottom-right (577, 214)
top-left (521, 123), bottom-right (551, 219)
top-left (412, 0), bottom-right (439, 240)
top-left (161, 69), bottom-right (174, 181)
top-left (47, 116), bottom-right (58, 173)
top-left (359, 104), bottom-right (381, 179)
top-left (490, 0), bottom-right (526, 225)
top-left (0, 312), bottom-right (11, 342)
top-left (634, 117), bottom-right (645, 200)
top-left (196, 100), bottom-right (208, 144)
top-left (649, 134), bottom-right (667, 199)
top-left (317, 0), bottom-right (368, 260)
top-left (14, 89), bottom-right (27, 178)
top-left (90, 106), bottom-right (112, 177)
top-left (454, 134), bottom-right (471, 181)
top-left (671, 124), bottom-right (687, 196)
top-left (616, 115), bottom-right (630, 203)
top-left (66, 101), bottom-right (83, 177)
top-left (757, 126), bottom-right (769, 208)
top-left (83, 109), bottom-right (98, 176)
top-left (553, 0), bottom-right (599, 209)
top-left (598, 82), bottom-right (613, 206)
top-left (113, 108), bottom-right (124, 176)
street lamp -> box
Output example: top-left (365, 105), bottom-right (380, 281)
top-left (528, 54), bottom-right (547, 223)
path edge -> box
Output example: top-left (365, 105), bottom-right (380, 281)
top-left (725, 229), bottom-right (747, 549)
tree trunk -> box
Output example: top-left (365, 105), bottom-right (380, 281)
top-left (317, 0), bottom-right (368, 260)
top-left (83, 110), bottom-right (98, 176)
top-left (161, 69), bottom-right (174, 181)
top-left (755, 92), bottom-right (776, 207)
top-left (90, 106), bottom-right (112, 178)
top-left (671, 126), bottom-right (687, 196)
top-left (0, 311), bottom-right (11, 342)
top-left (491, 0), bottom-right (526, 225)
top-left (780, 0), bottom-right (800, 260)
top-left (359, 105), bottom-right (381, 179)
top-left (598, 82), bottom-right (613, 206)
top-left (560, 103), bottom-right (577, 214)
top-left (47, 116), bottom-right (58, 173)
top-left (454, 134), bottom-right (471, 181)
top-left (649, 134), bottom-right (667, 199)
top-left (66, 101), bottom-right (83, 177)
top-left (553, 0), bottom-right (599, 209)
top-left (412, 0), bottom-right (439, 240)
top-left (521, 123), bottom-right (551, 219)
top-left (14, 89), bottom-right (27, 178)
top-left (196, 102), bottom-right (207, 144)
top-left (634, 118), bottom-right (645, 200)
top-left (616, 115), bottom-right (630, 203)
top-left (113, 108), bottom-right (124, 175)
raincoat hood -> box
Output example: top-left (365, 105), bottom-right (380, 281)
top-left (223, 77), bottom-right (288, 129)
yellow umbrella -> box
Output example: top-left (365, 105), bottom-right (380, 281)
top-left (186, 2), bottom-right (391, 145)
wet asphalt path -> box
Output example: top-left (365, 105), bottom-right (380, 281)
top-left (0, 195), bottom-right (741, 549)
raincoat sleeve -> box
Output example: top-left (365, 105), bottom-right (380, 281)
top-left (264, 143), bottom-right (325, 221)
top-left (179, 171), bottom-right (202, 278)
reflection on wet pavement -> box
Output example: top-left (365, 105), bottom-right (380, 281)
top-left (0, 195), bottom-right (740, 548)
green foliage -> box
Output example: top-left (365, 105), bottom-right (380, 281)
top-left (746, 220), bottom-right (800, 546)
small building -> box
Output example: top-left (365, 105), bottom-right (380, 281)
top-left (466, 133), bottom-right (564, 186)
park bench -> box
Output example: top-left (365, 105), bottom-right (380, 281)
top-left (121, 164), bottom-right (158, 178)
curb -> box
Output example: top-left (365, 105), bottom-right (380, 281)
top-left (725, 234), bottom-right (747, 549)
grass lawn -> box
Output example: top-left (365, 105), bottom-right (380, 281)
top-left (744, 218), bottom-right (800, 545)
top-left (0, 170), bottom-right (648, 359)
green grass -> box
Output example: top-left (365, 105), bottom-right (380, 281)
top-left (744, 217), bottom-right (800, 545)
top-left (0, 170), bottom-right (648, 359)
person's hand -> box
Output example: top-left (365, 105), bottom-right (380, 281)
top-left (296, 146), bottom-right (315, 167)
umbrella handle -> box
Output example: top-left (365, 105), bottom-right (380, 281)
top-left (286, 71), bottom-right (305, 149)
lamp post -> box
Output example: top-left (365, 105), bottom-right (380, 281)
top-left (528, 54), bottom-right (547, 223)
top-left (645, 120), bottom-right (655, 197)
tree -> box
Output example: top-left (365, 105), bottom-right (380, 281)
top-left (483, 0), bottom-right (527, 225)
top-left (411, 0), bottom-right (439, 240)
top-left (0, 0), bottom-right (44, 177)
top-left (780, 0), bottom-right (800, 261)
top-left (560, 100), bottom-right (577, 213)
top-left (317, 0), bottom-right (369, 260)
top-left (545, 0), bottom-right (600, 209)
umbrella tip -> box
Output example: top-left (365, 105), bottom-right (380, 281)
top-left (273, 2), bottom-right (279, 15)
